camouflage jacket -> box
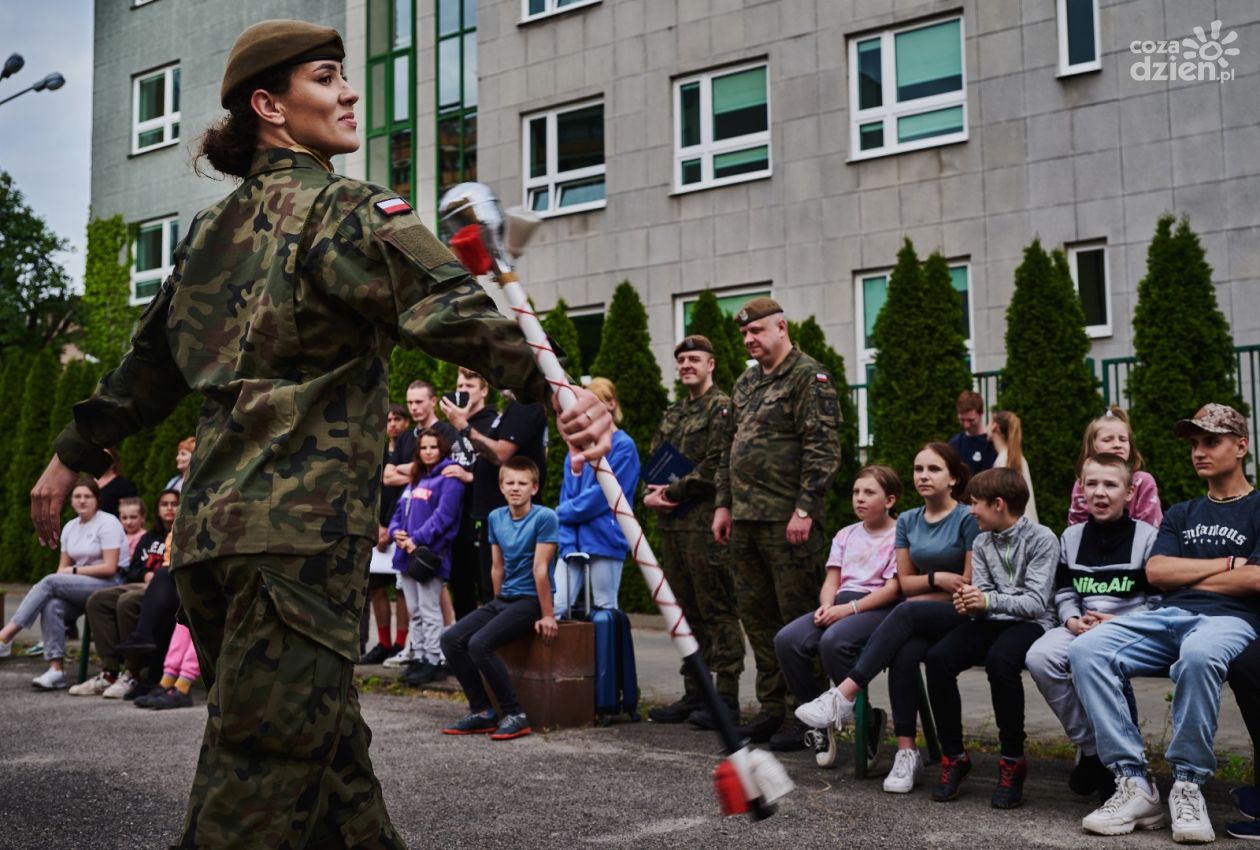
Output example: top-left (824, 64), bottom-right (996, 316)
top-left (648, 384), bottom-right (730, 533)
top-left (53, 148), bottom-right (545, 569)
top-left (714, 346), bottom-right (841, 523)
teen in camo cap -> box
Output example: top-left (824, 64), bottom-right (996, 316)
top-left (29, 17), bottom-right (614, 849)
top-left (1173, 403), bottom-right (1249, 438)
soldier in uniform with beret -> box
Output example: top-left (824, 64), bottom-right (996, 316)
top-left (29, 20), bottom-right (613, 850)
top-left (713, 298), bottom-right (843, 747)
top-left (643, 335), bottom-right (744, 726)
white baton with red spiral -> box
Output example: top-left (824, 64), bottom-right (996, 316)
top-left (438, 183), bottom-right (793, 820)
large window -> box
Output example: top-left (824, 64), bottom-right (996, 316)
top-left (1057, 0), bottom-right (1101, 76)
top-left (673, 285), bottom-right (772, 343)
top-left (132, 63), bottom-right (180, 154)
top-left (367, 0), bottom-right (416, 200)
top-left (1068, 242), bottom-right (1111, 337)
top-left (854, 263), bottom-right (972, 365)
top-left (673, 62), bottom-right (771, 193)
top-left (522, 0), bottom-right (599, 22)
top-left (523, 101), bottom-right (606, 216)
top-left (848, 17), bottom-right (967, 159)
top-left (569, 306), bottom-right (605, 376)
top-left (436, 0), bottom-right (477, 207)
top-left (131, 216), bottom-right (178, 305)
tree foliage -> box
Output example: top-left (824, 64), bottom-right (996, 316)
top-left (81, 213), bottom-right (135, 363)
top-left (590, 281), bottom-right (668, 463)
top-left (684, 290), bottom-right (746, 393)
top-left (998, 240), bottom-right (1102, 533)
top-left (0, 348), bottom-right (62, 580)
top-left (1129, 214), bottom-right (1245, 505)
top-left (790, 317), bottom-right (861, 532)
top-left (541, 299), bottom-right (582, 507)
top-left (868, 241), bottom-right (972, 505)
top-left (0, 351), bottom-right (32, 526)
top-left (138, 393), bottom-right (202, 501)
top-left (0, 171), bottom-right (77, 352)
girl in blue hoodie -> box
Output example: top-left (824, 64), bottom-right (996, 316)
top-left (389, 427), bottom-right (466, 683)
top-left (553, 378), bottom-right (640, 617)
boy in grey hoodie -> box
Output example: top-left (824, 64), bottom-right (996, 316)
top-left (924, 467), bottom-right (1059, 809)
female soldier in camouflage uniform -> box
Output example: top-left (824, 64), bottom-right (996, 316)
top-left (29, 19), bottom-right (610, 850)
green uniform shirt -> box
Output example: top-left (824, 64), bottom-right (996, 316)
top-left (54, 148), bottom-right (545, 569)
top-left (714, 346), bottom-right (841, 523)
top-left (649, 383), bottom-right (730, 533)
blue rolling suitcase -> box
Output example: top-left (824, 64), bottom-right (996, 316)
top-left (568, 553), bottom-right (639, 723)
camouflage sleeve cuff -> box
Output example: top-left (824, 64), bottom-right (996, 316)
top-left (52, 422), bottom-right (113, 478)
top-left (797, 495), bottom-right (826, 518)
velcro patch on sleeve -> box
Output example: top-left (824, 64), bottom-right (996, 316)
top-left (375, 197), bottom-right (413, 216)
top-left (388, 224), bottom-right (459, 271)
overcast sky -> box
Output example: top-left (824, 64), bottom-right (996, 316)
top-left (0, 0), bottom-right (93, 291)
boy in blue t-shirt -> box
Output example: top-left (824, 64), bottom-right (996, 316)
top-left (440, 456), bottom-right (559, 740)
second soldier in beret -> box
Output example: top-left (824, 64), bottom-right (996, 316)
top-left (713, 298), bottom-right (843, 746)
top-left (31, 18), bottom-right (614, 850)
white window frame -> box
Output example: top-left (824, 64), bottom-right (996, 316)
top-left (132, 63), bottom-right (180, 155)
top-left (672, 283), bottom-right (771, 344)
top-left (521, 99), bottom-right (607, 218)
top-left (853, 261), bottom-right (974, 370)
top-left (520, 0), bottom-right (600, 24)
top-left (672, 61), bottom-right (772, 194)
top-left (566, 303), bottom-right (605, 382)
top-left (130, 215), bottom-right (178, 306)
top-left (1056, 0), bottom-right (1102, 76)
top-left (848, 16), bottom-right (968, 161)
top-left (1067, 241), bottom-right (1112, 338)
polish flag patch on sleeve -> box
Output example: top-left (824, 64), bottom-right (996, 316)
top-left (375, 197), bottom-right (412, 216)
top-left (816, 373), bottom-right (829, 383)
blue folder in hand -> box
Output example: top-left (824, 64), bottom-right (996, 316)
top-left (643, 442), bottom-right (696, 519)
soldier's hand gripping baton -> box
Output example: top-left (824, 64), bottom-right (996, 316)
top-left (437, 183), bottom-right (793, 820)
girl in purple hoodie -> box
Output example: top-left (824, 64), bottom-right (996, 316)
top-left (389, 427), bottom-right (465, 684)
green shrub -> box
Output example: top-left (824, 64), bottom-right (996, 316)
top-left (541, 299), bottom-right (582, 508)
top-left (0, 348), bottom-right (61, 580)
top-left (683, 290), bottom-right (746, 394)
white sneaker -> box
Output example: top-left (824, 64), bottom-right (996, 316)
top-left (32, 667), bottom-right (68, 690)
top-left (1083, 776), bottom-right (1169, 835)
top-left (883, 747), bottom-right (923, 793)
top-left (794, 688), bottom-right (854, 730)
top-left (1169, 780), bottom-right (1216, 844)
top-left (383, 645), bottom-right (415, 667)
top-left (102, 670), bottom-right (138, 699)
top-left (0, 642), bottom-right (11, 659)
top-left (68, 671), bottom-right (115, 696)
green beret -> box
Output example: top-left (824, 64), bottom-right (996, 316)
top-left (673, 335), bottom-right (715, 358)
top-left (735, 297), bottom-right (784, 326)
top-left (221, 20), bottom-right (345, 107)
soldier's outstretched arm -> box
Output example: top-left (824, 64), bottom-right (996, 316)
top-left (36, 278), bottom-right (191, 546)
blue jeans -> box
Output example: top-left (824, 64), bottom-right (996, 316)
top-left (9, 572), bottom-right (121, 660)
top-left (553, 555), bottom-right (623, 618)
top-left (1069, 606), bottom-right (1257, 783)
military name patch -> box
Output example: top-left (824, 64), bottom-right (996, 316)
top-left (375, 197), bottom-right (412, 216)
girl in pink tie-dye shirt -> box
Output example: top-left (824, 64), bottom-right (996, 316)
top-left (1067, 407), bottom-right (1162, 527)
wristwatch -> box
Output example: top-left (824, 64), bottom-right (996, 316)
top-left (795, 508), bottom-right (808, 519)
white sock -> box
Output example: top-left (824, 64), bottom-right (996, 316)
top-left (1132, 775), bottom-right (1155, 795)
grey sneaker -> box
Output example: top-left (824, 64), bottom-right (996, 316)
top-left (1169, 780), bottom-right (1215, 844)
top-left (32, 667), bottom-right (68, 690)
top-left (103, 670), bottom-right (139, 699)
top-left (489, 712), bottom-right (533, 740)
top-left (1083, 776), bottom-right (1168, 835)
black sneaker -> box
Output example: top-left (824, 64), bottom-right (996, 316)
top-left (428, 663), bottom-right (448, 682)
top-left (123, 681), bottom-right (156, 702)
top-left (402, 660), bottom-right (436, 686)
top-left (991, 757), bottom-right (1027, 809)
top-left (360, 643), bottom-right (394, 665)
top-left (649, 695), bottom-right (704, 724)
top-left (931, 753), bottom-right (972, 802)
top-left (442, 710), bottom-right (498, 735)
top-left (1234, 786), bottom-right (1260, 820)
top-left (737, 712), bottom-right (784, 744)
top-left (489, 712), bottom-right (532, 740)
top-left (149, 688), bottom-right (194, 711)
top-left (687, 695), bottom-right (739, 731)
top-left (865, 706), bottom-right (888, 765)
top-left (1069, 751), bottom-right (1114, 796)
top-left (768, 717), bottom-right (810, 752)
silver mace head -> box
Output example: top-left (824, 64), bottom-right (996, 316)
top-left (438, 182), bottom-right (542, 267)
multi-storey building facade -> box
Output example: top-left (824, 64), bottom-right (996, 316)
top-left (94, 0), bottom-right (1260, 393)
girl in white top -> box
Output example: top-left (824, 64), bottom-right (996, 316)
top-left (989, 410), bottom-right (1039, 525)
top-left (0, 478), bottom-right (125, 689)
top-left (773, 465), bottom-right (903, 753)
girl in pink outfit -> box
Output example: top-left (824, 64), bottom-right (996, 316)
top-left (134, 623), bottom-right (199, 710)
top-left (1067, 407), bottom-right (1162, 527)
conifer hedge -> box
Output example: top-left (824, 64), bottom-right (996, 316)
top-left (1129, 214), bottom-right (1245, 506)
top-left (540, 299), bottom-right (582, 508)
top-left (0, 349), bottom-right (61, 580)
top-left (684, 290), bottom-right (746, 393)
top-left (998, 240), bottom-right (1102, 533)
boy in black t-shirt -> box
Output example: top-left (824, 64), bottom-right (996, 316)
top-left (1071, 404), bottom-right (1260, 843)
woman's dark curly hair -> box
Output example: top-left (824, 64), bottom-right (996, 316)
top-left (196, 64), bottom-right (293, 179)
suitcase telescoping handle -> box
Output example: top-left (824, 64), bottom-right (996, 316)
top-left (438, 184), bottom-right (793, 820)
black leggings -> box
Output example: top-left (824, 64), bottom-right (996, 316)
top-left (848, 600), bottom-right (965, 738)
top-left (1228, 639), bottom-right (1260, 766)
top-left (127, 567), bottom-right (179, 679)
top-left (925, 618), bottom-right (1045, 758)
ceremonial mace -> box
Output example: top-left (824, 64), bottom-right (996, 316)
top-left (438, 183), bottom-right (794, 820)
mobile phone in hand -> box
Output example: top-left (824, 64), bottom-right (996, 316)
top-left (444, 390), bottom-right (469, 408)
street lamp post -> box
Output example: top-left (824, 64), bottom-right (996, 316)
top-left (0, 70), bottom-right (65, 106)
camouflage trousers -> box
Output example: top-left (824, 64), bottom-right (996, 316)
top-left (658, 529), bottom-right (744, 701)
top-left (728, 520), bottom-right (827, 717)
top-left (172, 538), bottom-right (405, 850)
